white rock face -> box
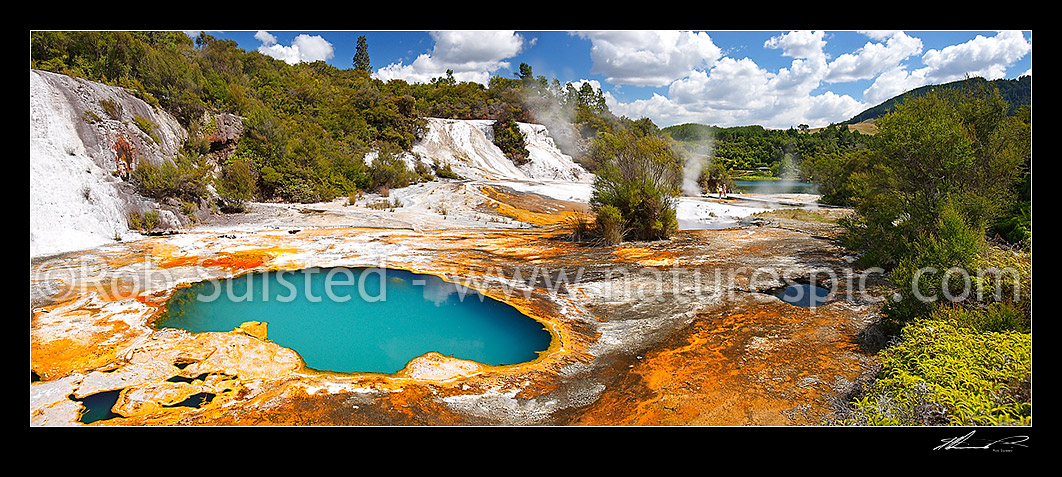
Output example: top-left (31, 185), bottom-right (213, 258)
top-left (29, 70), bottom-right (186, 258)
top-left (410, 118), bottom-right (592, 183)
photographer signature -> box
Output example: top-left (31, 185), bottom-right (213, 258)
top-left (934, 430), bottom-right (1029, 451)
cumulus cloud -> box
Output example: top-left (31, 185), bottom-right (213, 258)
top-left (826, 31), bottom-right (923, 83)
top-left (763, 31), bottom-right (829, 95)
top-left (669, 58), bottom-right (773, 111)
top-left (861, 66), bottom-right (928, 105)
top-left (861, 30), bottom-right (1031, 105)
top-left (606, 30), bottom-right (870, 129)
top-left (573, 31), bottom-right (722, 87)
top-left (764, 30), bottom-right (827, 60)
top-left (605, 30), bottom-right (1029, 129)
top-left (375, 31), bottom-right (526, 85)
top-left (255, 31), bottom-right (335, 65)
top-left (920, 30), bottom-right (1031, 82)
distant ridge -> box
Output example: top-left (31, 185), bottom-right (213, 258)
top-left (845, 75), bottom-right (1031, 125)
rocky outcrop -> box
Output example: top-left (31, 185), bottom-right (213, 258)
top-left (30, 69), bottom-right (190, 257)
top-left (29, 70), bottom-right (247, 258)
top-left (200, 111), bottom-right (244, 171)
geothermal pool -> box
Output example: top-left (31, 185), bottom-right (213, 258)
top-left (775, 283), bottom-right (831, 308)
top-left (158, 267), bottom-right (553, 374)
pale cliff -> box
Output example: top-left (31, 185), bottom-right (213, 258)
top-left (30, 69), bottom-right (190, 257)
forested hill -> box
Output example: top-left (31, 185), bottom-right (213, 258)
top-left (845, 76), bottom-right (1031, 125)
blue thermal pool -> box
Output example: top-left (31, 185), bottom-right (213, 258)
top-left (158, 267), bottom-right (553, 374)
top-left (774, 283), bottom-right (831, 308)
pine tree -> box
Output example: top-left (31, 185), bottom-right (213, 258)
top-left (353, 35), bottom-right (371, 73)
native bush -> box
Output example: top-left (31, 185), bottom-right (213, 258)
top-left (881, 199), bottom-right (986, 330)
top-left (590, 128), bottom-right (682, 243)
top-left (433, 160), bottom-right (462, 180)
top-left (595, 205), bottom-right (625, 245)
top-left (142, 210), bottom-right (160, 231)
top-left (216, 156), bottom-right (256, 211)
top-left (492, 118), bottom-right (530, 166)
top-left (839, 84), bottom-right (1028, 270)
top-left (697, 161), bottom-right (735, 196)
top-left (368, 149), bottom-right (417, 192)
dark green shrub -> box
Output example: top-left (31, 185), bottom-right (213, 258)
top-left (413, 160), bottom-right (433, 182)
top-left (128, 211), bottom-right (143, 230)
top-left (132, 115), bottom-right (158, 142)
top-left (99, 98), bottom-right (122, 119)
top-left (881, 199), bottom-right (985, 331)
top-left (434, 160), bottom-right (462, 180)
top-left (596, 204), bottom-right (625, 245)
top-left (142, 210), bottom-right (160, 230)
top-left (368, 151), bottom-right (416, 192)
top-left (217, 157), bottom-right (256, 202)
top-left (590, 128), bottom-right (681, 243)
top-left (697, 162), bottom-right (735, 196)
top-left (992, 200), bottom-right (1030, 246)
top-left (131, 152), bottom-right (211, 203)
top-left (492, 119), bottom-right (529, 166)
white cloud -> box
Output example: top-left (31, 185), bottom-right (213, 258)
top-left (797, 91), bottom-right (867, 126)
top-left (606, 31), bottom-right (870, 129)
top-left (573, 31), bottom-right (721, 87)
top-left (669, 58), bottom-right (773, 111)
top-left (763, 31), bottom-right (829, 95)
top-left (254, 30), bottom-right (276, 45)
top-left (620, 30), bottom-right (1029, 129)
top-left (255, 31), bottom-right (335, 65)
top-left (764, 30), bottom-right (827, 60)
top-left (826, 31), bottom-right (923, 83)
top-left (862, 66), bottom-right (928, 105)
top-left (375, 31), bottom-right (526, 85)
top-left (920, 30), bottom-right (1031, 82)
top-left (860, 30), bottom-right (1030, 105)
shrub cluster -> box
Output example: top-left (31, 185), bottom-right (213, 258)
top-left (492, 118), bottom-right (530, 166)
top-left (131, 152), bottom-right (211, 203)
top-left (589, 128), bottom-right (682, 244)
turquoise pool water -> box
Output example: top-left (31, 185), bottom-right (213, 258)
top-left (159, 267), bottom-right (553, 374)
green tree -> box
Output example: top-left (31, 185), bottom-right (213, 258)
top-left (805, 149), bottom-right (876, 206)
top-left (697, 162), bottom-right (735, 195)
top-left (492, 118), bottom-right (529, 166)
top-left (217, 155), bottom-right (257, 211)
top-left (353, 35), bottom-right (371, 73)
top-left (590, 126), bottom-right (682, 242)
top-left (840, 83), bottom-right (1028, 269)
top-left (881, 199), bottom-right (986, 329)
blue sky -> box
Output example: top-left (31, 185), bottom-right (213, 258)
top-left (191, 30), bottom-right (1032, 129)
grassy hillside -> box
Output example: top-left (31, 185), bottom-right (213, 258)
top-left (806, 121), bottom-right (878, 136)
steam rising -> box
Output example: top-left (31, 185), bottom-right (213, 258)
top-left (681, 139), bottom-right (714, 197)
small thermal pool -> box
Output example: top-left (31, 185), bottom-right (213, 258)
top-left (774, 283), bottom-right (831, 308)
top-left (157, 267), bottom-right (553, 374)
